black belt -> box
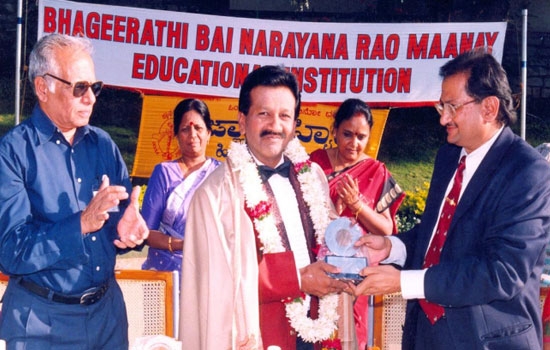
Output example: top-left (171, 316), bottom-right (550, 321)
top-left (18, 278), bottom-right (109, 305)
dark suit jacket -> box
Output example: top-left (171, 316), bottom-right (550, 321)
top-left (398, 127), bottom-right (550, 349)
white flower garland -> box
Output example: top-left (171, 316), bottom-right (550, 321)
top-left (227, 138), bottom-right (339, 343)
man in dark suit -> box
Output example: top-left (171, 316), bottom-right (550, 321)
top-left (354, 49), bottom-right (550, 349)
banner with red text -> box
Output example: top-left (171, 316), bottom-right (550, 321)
top-left (131, 96), bottom-right (390, 178)
top-left (39, 0), bottom-right (506, 106)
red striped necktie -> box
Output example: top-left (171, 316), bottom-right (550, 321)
top-left (419, 156), bottom-right (466, 324)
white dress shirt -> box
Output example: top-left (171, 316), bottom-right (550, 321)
top-left (252, 156), bottom-right (311, 283)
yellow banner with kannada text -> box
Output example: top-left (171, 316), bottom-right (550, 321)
top-left (131, 95), bottom-right (389, 179)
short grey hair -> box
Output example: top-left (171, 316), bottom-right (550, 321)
top-left (28, 34), bottom-right (94, 95)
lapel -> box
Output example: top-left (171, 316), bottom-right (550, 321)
top-left (416, 128), bottom-right (514, 262)
top-left (416, 145), bottom-right (461, 258)
top-left (287, 161), bottom-right (317, 263)
top-left (452, 127), bottom-right (514, 223)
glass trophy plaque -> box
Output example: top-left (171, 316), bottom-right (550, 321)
top-left (324, 217), bottom-right (367, 284)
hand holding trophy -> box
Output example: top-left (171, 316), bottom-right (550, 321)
top-left (324, 217), bottom-right (368, 285)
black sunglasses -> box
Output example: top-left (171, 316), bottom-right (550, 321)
top-left (43, 73), bottom-right (103, 98)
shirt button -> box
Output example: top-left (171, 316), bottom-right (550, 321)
top-left (56, 140), bottom-right (60, 145)
top-left (77, 178), bottom-right (82, 183)
top-left (96, 266), bottom-right (101, 271)
top-left (91, 236), bottom-right (97, 242)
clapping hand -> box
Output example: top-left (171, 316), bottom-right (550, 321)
top-left (81, 175), bottom-right (129, 235)
top-left (335, 174), bottom-right (361, 215)
top-left (115, 185), bottom-right (149, 249)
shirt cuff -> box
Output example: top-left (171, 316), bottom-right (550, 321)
top-left (381, 236), bottom-right (406, 266)
top-left (401, 269), bottom-right (427, 299)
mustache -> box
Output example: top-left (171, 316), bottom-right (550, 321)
top-left (260, 130), bottom-right (285, 138)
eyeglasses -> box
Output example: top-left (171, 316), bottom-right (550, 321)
top-left (43, 73), bottom-right (103, 98)
top-left (434, 99), bottom-right (478, 117)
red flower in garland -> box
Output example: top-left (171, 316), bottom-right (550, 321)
top-left (281, 292), bottom-right (306, 304)
top-left (321, 337), bottom-right (342, 350)
top-left (248, 200), bottom-right (271, 220)
top-left (294, 160), bottom-right (312, 174)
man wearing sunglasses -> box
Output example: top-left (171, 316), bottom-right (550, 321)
top-left (0, 33), bottom-right (148, 349)
top-left (354, 49), bottom-right (550, 349)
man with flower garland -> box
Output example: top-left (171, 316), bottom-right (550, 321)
top-left (180, 65), bottom-right (355, 349)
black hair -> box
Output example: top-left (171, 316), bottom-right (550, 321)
top-left (333, 98), bottom-right (373, 130)
top-left (238, 65), bottom-right (301, 119)
top-left (173, 98), bottom-right (213, 135)
top-left (439, 48), bottom-right (516, 126)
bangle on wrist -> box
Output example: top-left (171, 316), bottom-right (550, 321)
top-left (168, 236), bottom-right (173, 253)
top-left (354, 201), bottom-right (364, 220)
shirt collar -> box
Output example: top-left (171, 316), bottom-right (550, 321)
top-left (461, 125), bottom-right (504, 183)
top-left (31, 105), bottom-right (94, 146)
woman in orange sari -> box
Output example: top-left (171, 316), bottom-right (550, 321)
top-left (310, 98), bottom-right (405, 349)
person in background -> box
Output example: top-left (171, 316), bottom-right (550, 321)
top-left (141, 98), bottom-right (220, 272)
top-left (310, 98), bottom-right (404, 349)
top-left (0, 33), bottom-right (148, 348)
top-left (354, 48), bottom-right (550, 349)
top-left (180, 65), bottom-right (355, 350)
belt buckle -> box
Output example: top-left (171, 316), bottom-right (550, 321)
top-left (80, 290), bottom-right (98, 305)
top-left (79, 285), bottom-right (105, 305)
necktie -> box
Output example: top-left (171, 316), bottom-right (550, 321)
top-left (419, 156), bottom-right (466, 325)
top-left (258, 160), bottom-right (291, 180)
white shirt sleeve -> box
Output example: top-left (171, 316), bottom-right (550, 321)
top-left (400, 269), bottom-right (427, 299)
top-left (381, 236), bottom-right (406, 265)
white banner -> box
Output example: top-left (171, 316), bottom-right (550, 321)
top-left (39, 0), bottom-right (507, 105)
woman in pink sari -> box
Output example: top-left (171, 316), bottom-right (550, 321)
top-left (310, 98), bottom-right (405, 349)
